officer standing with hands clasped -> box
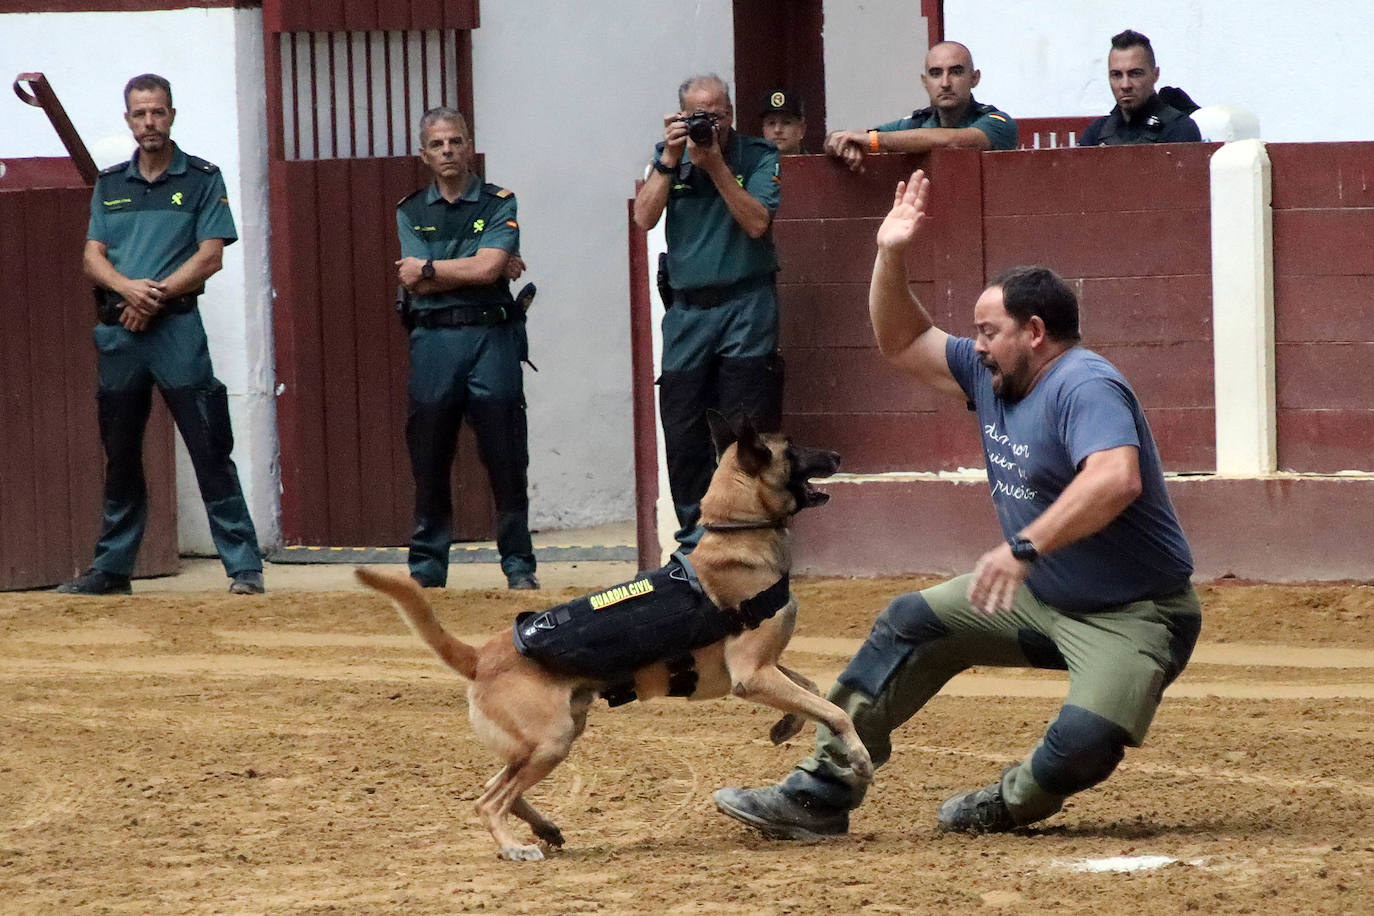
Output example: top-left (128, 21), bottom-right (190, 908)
top-left (395, 106), bottom-right (538, 591)
top-left (633, 74), bottom-right (784, 553)
top-left (59, 73), bottom-right (264, 596)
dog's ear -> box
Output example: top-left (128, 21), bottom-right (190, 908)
top-left (707, 409), bottom-right (737, 459)
top-left (732, 415), bottom-right (772, 477)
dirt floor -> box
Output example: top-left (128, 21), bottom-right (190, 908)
top-left (1, 572), bottom-right (1371, 915)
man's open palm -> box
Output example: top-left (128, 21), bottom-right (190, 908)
top-left (875, 170), bottom-right (931, 250)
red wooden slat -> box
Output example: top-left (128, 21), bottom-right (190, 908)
top-left (627, 193), bottom-right (659, 571)
top-left (782, 346), bottom-right (947, 414)
top-left (777, 282), bottom-right (882, 349)
top-left (443, 0), bottom-right (479, 30)
top-left (347, 157), bottom-right (404, 542)
top-left (270, 160), bottom-right (331, 543)
top-left (1277, 410), bottom-right (1374, 473)
top-left (983, 210), bottom-right (1211, 279)
top-left (1273, 275), bottom-right (1374, 342)
top-left (774, 154), bottom-right (927, 221)
top-left (926, 147), bottom-right (984, 312)
top-left (342, 0), bottom-right (375, 31)
top-left (1141, 407), bottom-right (1216, 473)
top-left (1076, 274), bottom-right (1212, 345)
top-left (779, 412), bottom-right (984, 473)
top-left (315, 159), bottom-right (365, 543)
top-left (1269, 142), bottom-right (1374, 210)
top-left (0, 193), bottom-right (41, 586)
top-left (410, 0), bottom-right (444, 30)
top-left (981, 143), bottom-right (1216, 215)
top-left (383, 157), bottom-right (422, 538)
top-left (1276, 342), bottom-right (1374, 410)
top-left (1274, 209), bottom-right (1374, 276)
top-left (0, 158), bottom-right (86, 191)
top-left (308, 0), bottom-right (348, 31)
top-left (773, 218), bottom-right (892, 284)
top-left (1090, 341), bottom-right (1215, 409)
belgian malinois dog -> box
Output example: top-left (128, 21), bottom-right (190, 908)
top-left (356, 412), bottom-right (873, 861)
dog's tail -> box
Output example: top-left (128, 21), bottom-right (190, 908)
top-left (354, 567), bottom-right (478, 680)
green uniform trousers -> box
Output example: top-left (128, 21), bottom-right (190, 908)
top-left (406, 321), bottom-right (534, 586)
top-left (783, 574), bottom-right (1202, 826)
top-left (91, 310), bottom-right (261, 577)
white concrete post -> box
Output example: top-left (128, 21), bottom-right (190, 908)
top-left (1210, 139), bottom-right (1276, 474)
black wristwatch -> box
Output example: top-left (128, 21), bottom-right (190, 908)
top-left (1009, 535), bottom-right (1039, 563)
top-left (652, 158), bottom-right (676, 176)
top-left (420, 258), bottom-right (436, 280)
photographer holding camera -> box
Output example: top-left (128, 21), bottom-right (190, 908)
top-left (633, 73), bottom-right (783, 553)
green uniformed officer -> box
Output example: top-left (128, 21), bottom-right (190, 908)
top-left (632, 74), bottom-right (784, 553)
top-left (395, 106), bottom-right (537, 591)
top-left (58, 73), bottom-right (263, 596)
top-left (824, 41), bottom-right (1017, 171)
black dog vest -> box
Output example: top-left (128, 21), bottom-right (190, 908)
top-left (512, 553), bottom-right (789, 704)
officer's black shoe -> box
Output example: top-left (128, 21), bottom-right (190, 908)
top-left (936, 781), bottom-right (1018, 834)
top-left (229, 570), bottom-right (265, 595)
top-left (507, 572), bottom-right (540, 591)
top-left (713, 785), bottom-right (848, 841)
top-left (56, 568), bottom-right (132, 596)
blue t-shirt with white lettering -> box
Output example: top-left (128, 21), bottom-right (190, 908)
top-left (947, 337), bottom-right (1193, 612)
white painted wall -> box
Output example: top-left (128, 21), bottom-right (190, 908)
top-left (471, 1), bottom-right (734, 530)
top-left (822, 2), bottom-right (929, 131)
top-left (1, 8), bottom-right (276, 555)
top-left (944, 0), bottom-right (1374, 142)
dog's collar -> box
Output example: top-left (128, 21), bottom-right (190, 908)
top-left (700, 516), bottom-right (790, 532)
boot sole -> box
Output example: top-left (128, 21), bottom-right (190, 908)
top-left (713, 797), bottom-right (843, 842)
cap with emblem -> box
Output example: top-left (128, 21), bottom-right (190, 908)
top-left (761, 89), bottom-right (804, 119)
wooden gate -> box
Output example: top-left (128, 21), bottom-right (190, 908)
top-left (263, 0), bottom-right (496, 546)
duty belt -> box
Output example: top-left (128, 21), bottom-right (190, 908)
top-left (671, 272), bottom-right (772, 309)
top-left (95, 289), bottom-right (199, 326)
top-left (411, 304), bottom-right (511, 328)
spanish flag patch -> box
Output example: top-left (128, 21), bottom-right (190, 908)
top-left (506, 219), bottom-right (518, 228)
top-left (989, 114), bottom-right (1007, 122)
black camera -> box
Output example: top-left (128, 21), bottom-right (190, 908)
top-left (683, 109), bottom-right (720, 145)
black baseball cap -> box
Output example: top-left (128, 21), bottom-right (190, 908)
top-left (761, 89), bottom-right (804, 118)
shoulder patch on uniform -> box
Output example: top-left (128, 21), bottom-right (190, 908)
top-left (98, 161), bottom-right (125, 177)
top-left (495, 187), bottom-right (513, 198)
top-left (396, 187), bottom-right (425, 208)
top-left (187, 155), bottom-right (220, 174)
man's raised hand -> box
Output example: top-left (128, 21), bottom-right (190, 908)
top-left (875, 170), bottom-right (931, 250)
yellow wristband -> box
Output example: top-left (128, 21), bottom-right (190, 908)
top-left (868, 130), bottom-right (881, 153)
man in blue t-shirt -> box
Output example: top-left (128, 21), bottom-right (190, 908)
top-left (824, 41), bottom-right (1017, 172)
top-left (715, 169), bottom-right (1202, 838)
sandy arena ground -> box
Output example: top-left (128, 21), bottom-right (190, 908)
top-left (1, 563), bottom-right (1371, 915)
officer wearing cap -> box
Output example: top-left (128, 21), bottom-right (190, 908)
top-left (632, 73), bottom-right (783, 554)
top-left (1079, 30), bottom-right (1202, 146)
top-left (761, 89), bottom-right (807, 155)
top-left (395, 106), bottom-right (538, 591)
top-left (825, 41), bottom-right (1017, 172)
top-left (59, 73), bottom-right (264, 596)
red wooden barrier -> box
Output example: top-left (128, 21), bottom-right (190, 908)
top-left (0, 183), bottom-right (178, 589)
top-left (1268, 141), bottom-right (1374, 473)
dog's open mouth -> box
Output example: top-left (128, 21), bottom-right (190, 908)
top-left (798, 479), bottom-right (830, 507)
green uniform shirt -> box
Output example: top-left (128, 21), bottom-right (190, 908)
top-left (87, 144), bottom-right (237, 281)
top-left (874, 97), bottom-right (1018, 151)
top-left (656, 134), bottom-right (780, 290)
top-left (396, 176), bottom-right (518, 312)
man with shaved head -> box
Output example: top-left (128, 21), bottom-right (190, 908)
top-left (825, 41), bottom-right (1017, 171)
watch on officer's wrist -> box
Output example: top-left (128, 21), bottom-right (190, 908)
top-left (652, 158), bottom-right (676, 176)
top-left (421, 258), bottom-right (436, 280)
top-left (1009, 535), bottom-right (1039, 563)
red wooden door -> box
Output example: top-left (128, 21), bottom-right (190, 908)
top-left (263, 0), bottom-right (497, 546)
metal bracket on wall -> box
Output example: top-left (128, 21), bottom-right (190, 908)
top-left (13, 72), bottom-right (99, 186)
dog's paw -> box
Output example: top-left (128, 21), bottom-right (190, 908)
top-left (499, 844), bottom-right (546, 862)
top-left (849, 747), bottom-right (875, 783)
top-left (769, 713), bottom-right (805, 745)
top-left (533, 825), bottom-right (565, 848)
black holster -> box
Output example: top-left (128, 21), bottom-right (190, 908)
top-left (395, 285), bottom-right (414, 330)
